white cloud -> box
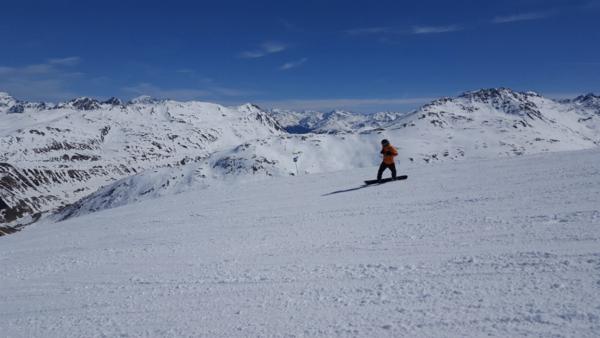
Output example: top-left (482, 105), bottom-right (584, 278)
top-left (492, 12), bottom-right (551, 24)
top-left (345, 25), bottom-right (463, 40)
top-left (123, 83), bottom-right (211, 100)
top-left (280, 58), bottom-right (307, 70)
top-left (123, 83), bottom-right (260, 101)
top-left (48, 56), bottom-right (81, 66)
top-left (412, 25), bottom-right (462, 34)
top-left (240, 42), bottom-right (287, 58)
top-left (0, 57), bottom-right (83, 101)
top-left (263, 42), bottom-right (286, 53)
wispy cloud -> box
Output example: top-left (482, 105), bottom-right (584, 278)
top-left (240, 42), bottom-right (287, 58)
top-left (123, 83), bottom-right (211, 100)
top-left (344, 27), bottom-right (391, 36)
top-left (0, 57), bottom-right (83, 101)
top-left (412, 25), bottom-right (462, 34)
top-left (345, 24), bottom-right (462, 38)
top-left (280, 58), bottom-right (307, 70)
top-left (48, 56), bottom-right (81, 66)
top-left (123, 83), bottom-right (260, 101)
top-left (492, 11), bottom-right (552, 24)
top-left (258, 97), bottom-right (434, 112)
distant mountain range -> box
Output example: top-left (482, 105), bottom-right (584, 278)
top-left (0, 93), bottom-right (282, 224)
top-left (1, 89), bottom-right (599, 224)
top-left (269, 109), bottom-right (407, 134)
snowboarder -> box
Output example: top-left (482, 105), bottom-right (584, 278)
top-left (377, 139), bottom-right (398, 181)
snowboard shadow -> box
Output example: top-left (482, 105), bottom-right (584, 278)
top-left (322, 184), bottom-right (370, 196)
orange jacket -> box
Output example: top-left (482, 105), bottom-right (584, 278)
top-left (381, 144), bottom-right (398, 164)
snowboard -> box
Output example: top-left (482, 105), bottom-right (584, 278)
top-left (364, 175), bottom-right (408, 185)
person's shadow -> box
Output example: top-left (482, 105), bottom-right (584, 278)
top-left (322, 184), bottom-right (372, 196)
top-left (322, 176), bottom-right (407, 196)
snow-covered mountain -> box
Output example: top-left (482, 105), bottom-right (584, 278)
top-left (2, 88), bottom-right (600, 224)
top-left (0, 94), bottom-right (282, 223)
top-left (270, 108), bottom-right (407, 134)
top-left (54, 88), bottom-right (600, 221)
top-left (382, 88), bottom-right (600, 162)
top-left (571, 93), bottom-right (600, 109)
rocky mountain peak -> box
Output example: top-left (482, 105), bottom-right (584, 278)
top-left (454, 88), bottom-right (543, 118)
top-left (130, 95), bottom-right (157, 104)
top-left (323, 110), bottom-right (353, 118)
top-left (573, 93), bottom-right (600, 104)
top-left (0, 92), bottom-right (16, 107)
top-left (0, 92), bottom-right (13, 99)
top-left (66, 97), bottom-right (101, 111)
top-left (459, 88), bottom-right (535, 102)
top-left (103, 97), bottom-right (123, 106)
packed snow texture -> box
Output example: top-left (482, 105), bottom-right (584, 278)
top-left (1, 149), bottom-right (600, 337)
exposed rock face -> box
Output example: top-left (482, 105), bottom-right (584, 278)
top-left (8, 104), bottom-right (24, 114)
top-left (572, 93), bottom-right (600, 113)
top-left (68, 97), bottom-right (101, 110)
top-left (457, 88), bottom-right (544, 119)
top-left (103, 97), bottom-right (123, 106)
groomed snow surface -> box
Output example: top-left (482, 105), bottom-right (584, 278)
top-left (2, 149), bottom-right (600, 337)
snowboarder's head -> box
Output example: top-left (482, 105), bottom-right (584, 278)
top-left (381, 139), bottom-right (390, 146)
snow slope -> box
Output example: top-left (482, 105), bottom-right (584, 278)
top-left (2, 149), bottom-right (600, 337)
top-left (3, 88), bottom-right (600, 225)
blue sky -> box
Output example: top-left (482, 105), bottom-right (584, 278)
top-left (1, 0), bottom-right (599, 112)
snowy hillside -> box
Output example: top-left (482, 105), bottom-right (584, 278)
top-left (382, 88), bottom-right (600, 162)
top-left (0, 94), bottom-right (282, 223)
top-left (2, 88), bottom-right (600, 224)
top-left (2, 149), bottom-right (600, 337)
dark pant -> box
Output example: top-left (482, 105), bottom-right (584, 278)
top-left (377, 162), bottom-right (396, 180)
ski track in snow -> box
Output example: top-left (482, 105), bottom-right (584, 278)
top-left (1, 149), bottom-right (600, 337)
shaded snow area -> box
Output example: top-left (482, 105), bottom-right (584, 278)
top-left (2, 149), bottom-right (600, 337)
